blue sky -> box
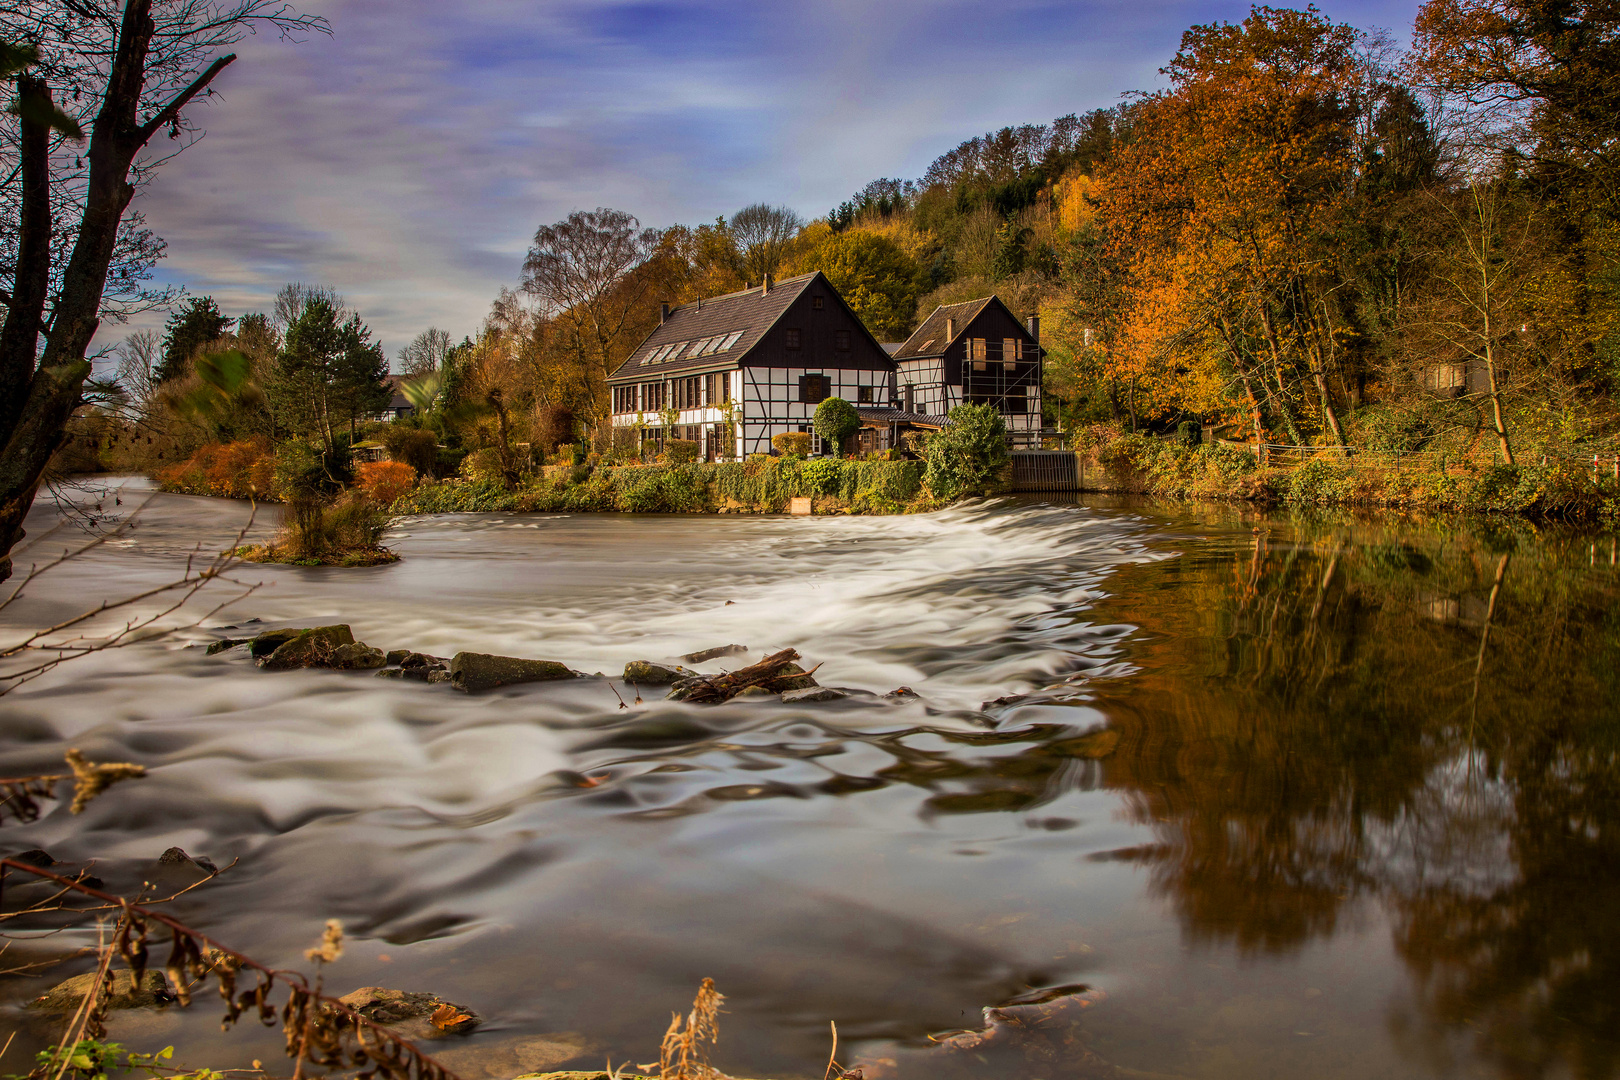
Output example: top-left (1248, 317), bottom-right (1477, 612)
top-left (122, 0), bottom-right (1426, 361)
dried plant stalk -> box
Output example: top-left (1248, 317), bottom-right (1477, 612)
top-left (0, 859), bottom-right (463, 1080)
top-left (658, 977), bottom-right (725, 1080)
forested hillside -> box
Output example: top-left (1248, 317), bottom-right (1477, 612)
top-left (96, 0), bottom-right (1619, 494)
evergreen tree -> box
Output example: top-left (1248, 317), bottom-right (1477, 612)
top-left (156, 297), bottom-right (234, 383)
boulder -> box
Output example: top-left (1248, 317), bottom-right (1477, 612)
top-left (248, 627), bottom-right (306, 658)
top-left (259, 625), bottom-right (355, 670)
top-left (337, 986), bottom-right (481, 1041)
top-left (205, 637), bottom-right (250, 655)
top-left (733, 685), bottom-right (776, 698)
top-left (781, 686), bottom-right (851, 704)
top-left (772, 662), bottom-right (818, 692)
top-left (450, 652), bottom-right (576, 693)
top-left (884, 686), bottom-right (920, 700)
top-left (622, 660), bottom-right (694, 685)
top-left (385, 649), bottom-right (411, 666)
top-left (31, 970), bottom-right (172, 1011)
top-left (329, 642), bottom-right (387, 670)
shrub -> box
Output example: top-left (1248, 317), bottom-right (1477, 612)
top-left (618, 466), bottom-right (707, 512)
top-left (460, 447), bottom-right (504, 484)
top-left (356, 460), bottom-right (417, 504)
top-left (273, 439), bottom-right (330, 501)
top-left (155, 437), bottom-right (276, 499)
top-left (666, 439), bottom-right (700, 464)
top-left (801, 457), bottom-right (844, 495)
top-left (772, 432), bottom-right (812, 456)
top-left (924, 404), bottom-right (1010, 500)
top-left (813, 397), bottom-right (861, 454)
top-left (1177, 420), bottom-right (1201, 446)
top-left (378, 426), bottom-right (438, 475)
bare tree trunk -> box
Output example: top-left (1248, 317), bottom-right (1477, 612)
top-left (0, 0), bottom-right (236, 581)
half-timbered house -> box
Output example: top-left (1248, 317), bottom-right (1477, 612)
top-left (888, 296), bottom-right (1044, 447)
top-left (606, 271), bottom-right (894, 458)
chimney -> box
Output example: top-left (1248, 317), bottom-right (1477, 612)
top-left (944, 317), bottom-right (955, 342)
top-left (660, 302), bottom-right (671, 323)
top-left (903, 383), bottom-right (915, 413)
top-left (761, 273), bottom-right (771, 294)
top-left (1026, 313), bottom-right (1040, 342)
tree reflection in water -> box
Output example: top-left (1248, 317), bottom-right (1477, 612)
top-left (1080, 511), bottom-right (1620, 1078)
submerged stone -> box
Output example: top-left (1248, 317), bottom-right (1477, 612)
top-left (781, 686), bottom-right (850, 703)
top-left (450, 652), bottom-right (576, 692)
top-left (31, 970), bottom-right (172, 1011)
top-left (205, 637), bottom-right (250, 655)
top-left (337, 986), bottom-right (481, 1041)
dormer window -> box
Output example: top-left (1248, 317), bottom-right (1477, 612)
top-left (786, 328), bottom-right (802, 350)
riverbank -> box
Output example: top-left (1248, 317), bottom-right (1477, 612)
top-left (390, 457), bottom-right (933, 515)
top-left (1069, 432), bottom-right (1620, 520)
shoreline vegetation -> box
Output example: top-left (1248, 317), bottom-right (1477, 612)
top-left (150, 421), bottom-right (1620, 524)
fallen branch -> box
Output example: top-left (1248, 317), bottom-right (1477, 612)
top-left (668, 648), bottom-right (820, 704)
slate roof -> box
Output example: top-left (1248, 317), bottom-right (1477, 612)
top-left (856, 406), bottom-right (951, 429)
top-left (892, 297), bottom-right (995, 360)
top-left (608, 272), bottom-right (822, 382)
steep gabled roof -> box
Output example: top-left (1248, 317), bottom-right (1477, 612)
top-left (892, 297), bottom-right (995, 360)
top-left (609, 272), bottom-right (821, 382)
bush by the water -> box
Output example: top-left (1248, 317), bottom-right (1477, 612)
top-left (156, 438), bottom-right (276, 499)
top-left (1072, 424), bottom-right (1617, 518)
top-left (393, 457), bottom-right (929, 515)
top-left (355, 460), bottom-right (417, 505)
top-left (924, 403), bottom-right (1010, 500)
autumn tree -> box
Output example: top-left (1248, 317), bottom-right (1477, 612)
top-left (1097, 6), bottom-right (1375, 443)
top-left (790, 230), bottom-right (926, 340)
top-left (0, 0), bottom-right (324, 582)
top-left (730, 203), bottom-right (803, 283)
top-left (397, 326), bottom-right (451, 379)
top-left (521, 208), bottom-right (659, 405)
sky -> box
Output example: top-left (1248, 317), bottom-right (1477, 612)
top-left (117, 0), bottom-right (1427, 364)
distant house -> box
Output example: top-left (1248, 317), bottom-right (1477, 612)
top-left (606, 272), bottom-right (894, 458)
top-left (377, 374), bottom-right (414, 421)
top-left (888, 296), bottom-right (1044, 447)
top-left (607, 275), bottom-right (1046, 457)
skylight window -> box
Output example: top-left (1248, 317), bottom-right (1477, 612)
top-left (719, 331), bottom-right (743, 351)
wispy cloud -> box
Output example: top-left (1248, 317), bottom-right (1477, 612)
top-left (111, 0), bottom-right (1423, 360)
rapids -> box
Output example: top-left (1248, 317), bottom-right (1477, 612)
top-left (2, 480), bottom-right (1617, 1080)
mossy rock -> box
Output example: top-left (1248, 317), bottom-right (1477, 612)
top-left (622, 660), bottom-right (695, 685)
top-left (31, 970), bottom-right (172, 1011)
top-left (248, 627), bottom-right (307, 657)
top-left (451, 652), bottom-right (578, 692)
top-left (260, 625), bottom-right (356, 670)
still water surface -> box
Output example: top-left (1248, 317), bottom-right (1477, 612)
top-left (2, 483), bottom-right (1617, 1079)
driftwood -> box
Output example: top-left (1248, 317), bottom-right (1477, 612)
top-left (668, 648), bottom-right (820, 704)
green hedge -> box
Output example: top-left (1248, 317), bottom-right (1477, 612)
top-left (391, 459), bottom-right (929, 516)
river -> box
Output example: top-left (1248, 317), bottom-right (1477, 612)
top-left (2, 480), bottom-right (1617, 1080)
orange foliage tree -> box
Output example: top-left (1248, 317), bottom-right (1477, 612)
top-left (354, 460), bottom-right (417, 505)
top-left (1096, 6), bottom-right (1373, 444)
top-left (155, 438), bottom-right (276, 499)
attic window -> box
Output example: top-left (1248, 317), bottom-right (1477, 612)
top-left (813, 296), bottom-right (825, 310)
top-left (835, 330), bottom-right (850, 351)
top-left (786, 328), bottom-right (802, 350)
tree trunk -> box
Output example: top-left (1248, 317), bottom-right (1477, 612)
top-left (0, 0), bottom-right (236, 581)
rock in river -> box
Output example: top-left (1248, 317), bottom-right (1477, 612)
top-left (338, 986), bottom-right (482, 1041)
top-left (31, 970), bottom-right (172, 1011)
top-left (781, 686), bottom-right (852, 703)
top-left (258, 625), bottom-right (355, 669)
top-left (622, 660), bottom-right (694, 685)
top-left (450, 652), bottom-right (577, 692)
